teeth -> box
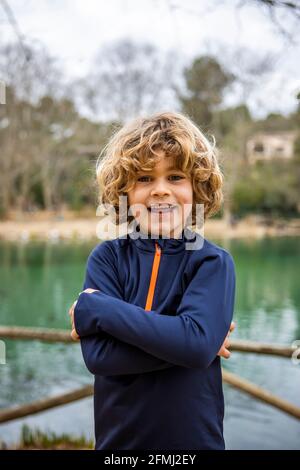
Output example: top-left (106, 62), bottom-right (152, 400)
top-left (150, 204), bottom-right (173, 209)
top-left (148, 204), bottom-right (175, 212)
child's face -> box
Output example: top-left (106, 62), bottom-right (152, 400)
top-left (127, 150), bottom-right (193, 238)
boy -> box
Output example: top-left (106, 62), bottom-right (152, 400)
top-left (69, 112), bottom-right (236, 450)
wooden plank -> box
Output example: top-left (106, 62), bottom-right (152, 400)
top-left (0, 326), bottom-right (297, 358)
top-left (222, 369), bottom-right (300, 420)
top-left (0, 385), bottom-right (94, 423)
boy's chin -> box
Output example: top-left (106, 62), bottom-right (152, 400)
top-left (140, 221), bottom-right (183, 239)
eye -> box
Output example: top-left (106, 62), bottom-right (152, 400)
top-left (169, 174), bottom-right (185, 181)
top-left (136, 174), bottom-right (185, 183)
top-left (137, 176), bottom-right (151, 182)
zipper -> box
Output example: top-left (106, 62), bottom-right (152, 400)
top-left (145, 242), bottom-right (162, 311)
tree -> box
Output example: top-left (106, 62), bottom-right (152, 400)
top-left (174, 1), bottom-right (300, 41)
top-left (0, 41), bottom-right (100, 216)
top-left (179, 56), bottom-right (234, 128)
top-left (77, 38), bottom-right (181, 123)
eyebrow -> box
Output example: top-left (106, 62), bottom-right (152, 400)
top-left (138, 166), bottom-right (182, 173)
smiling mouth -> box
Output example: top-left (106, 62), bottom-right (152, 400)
top-left (147, 205), bottom-right (177, 214)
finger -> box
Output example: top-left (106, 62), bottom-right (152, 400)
top-left (71, 332), bottom-right (79, 342)
top-left (69, 309), bottom-right (74, 321)
top-left (221, 348), bottom-right (231, 359)
top-left (68, 301), bottom-right (77, 315)
top-left (227, 323), bottom-right (235, 337)
top-left (71, 301), bottom-right (77, 323)
top-left (70, 329), bottom-right (79, 341)
top-left (72, 328), bottom-right (79, 341)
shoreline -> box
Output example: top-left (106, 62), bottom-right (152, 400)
top-left (0, 213), bottom-right (299, 242)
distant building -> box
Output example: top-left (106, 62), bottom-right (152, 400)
top-left (246, 131), bottom-right (297, 164)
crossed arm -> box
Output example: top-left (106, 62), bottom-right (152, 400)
top-left (68, 244), bottom-right (190, 375)
top-left (68, 243), bottom-right (236, 375)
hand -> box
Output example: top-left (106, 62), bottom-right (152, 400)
top-left (217, 321), bottom-right (236, 359)
top-left (68, 288), bottom-right (100, 341)
top-left (78, 288), bottom-right (100, 295)
top-left (69, 300), bottom-right (79, 341)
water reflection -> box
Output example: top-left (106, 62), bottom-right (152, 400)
top-left (0, 237), bottom-right (299, 449)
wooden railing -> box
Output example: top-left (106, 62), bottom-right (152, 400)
top-left (0, 326), bottom-right (299, 424)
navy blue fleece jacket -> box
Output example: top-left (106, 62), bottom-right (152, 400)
top-left (74, 228), bottom-right (236, 450)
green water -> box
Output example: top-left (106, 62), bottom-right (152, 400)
top-left (0, 237), bottom-right (299, 449)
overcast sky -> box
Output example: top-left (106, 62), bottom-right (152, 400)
top-left (1, 0), bottom-right (299, 118)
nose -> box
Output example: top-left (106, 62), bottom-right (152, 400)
top-left (150, 178), bottom-right (171, 198)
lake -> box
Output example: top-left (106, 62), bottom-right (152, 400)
top-left (0, 236), bottom-right (299, 449)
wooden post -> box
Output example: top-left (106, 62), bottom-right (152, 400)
top-left (0, 326), bottom-right (297, 358)
top-left (229, 339), bottom-right (296, 358)
top-left (0, 326), bottom-right (72, 343)
top-left (0, 325), bottom-right (299, 423)
top-left (222, 369), bottom-right (300, 420)
top-left (0, 385), bottom-right (94, 424)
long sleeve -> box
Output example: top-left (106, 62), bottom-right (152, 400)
top-left (75, 249), bottom-right (236, 370)
top-left (77, 242), bottom-right (177, 375)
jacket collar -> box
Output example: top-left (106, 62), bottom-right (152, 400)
top-left (129, 225), bottom-right (202, 254)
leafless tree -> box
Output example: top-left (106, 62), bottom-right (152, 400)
top-left (169, 0), bottom-right (300, 41)
top-left (0, 41), bottom-right (74, 214)
top-left (77, 38), bottom-right (182, 123)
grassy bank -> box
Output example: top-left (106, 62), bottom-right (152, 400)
top-left (0, 210), bottom-right (299, 241)
top-left (1, 424), bottom-right (94, 450)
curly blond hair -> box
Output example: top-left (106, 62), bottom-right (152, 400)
top-left (96, 111), bottom-right (223, 228)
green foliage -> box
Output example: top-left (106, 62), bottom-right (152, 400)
top-left (20, 424), bottom-right (94, 449)
top-left (65, 159), bottom-right (98, 211)
top-left (1, 45), bottom-right (299, 221)
top-left (213, 105), bottom-right (252, 137)
top-left (232, 160), bottom-right (300, 217)
top-left (30, 181), bottom-right (45, 209)
top-left (0, 84), bottom-right (109, 214)
top-left (179, 55), bottom-right (234, 127)
top-left (255, 113), bottom-right (295, 132)
top-left (293, 134), bottom-right (300, 163)
top-left (211, 206), bottom-right (223, 219)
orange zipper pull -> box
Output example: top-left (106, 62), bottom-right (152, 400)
top-left (145, 242), bottom-right (162, 311)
